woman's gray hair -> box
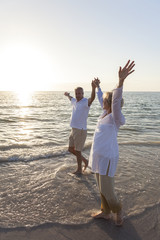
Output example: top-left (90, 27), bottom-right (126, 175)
top-left (103, 91), bottom-right (124, 108)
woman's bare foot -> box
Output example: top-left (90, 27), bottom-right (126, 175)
top-left (115, 210), bottom-right (123, 226)
top-left (92, 211), bottom-right (111, 220)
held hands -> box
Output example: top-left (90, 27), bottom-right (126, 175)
top-left (91, 79), bottom-right (97, 89)
top-left (92, 77), bottom-right (101, 88)
top-left (118, 60), bottom-right (135, 87)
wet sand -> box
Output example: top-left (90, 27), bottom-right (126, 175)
top-left (1, 203), bottom-right (159, 240)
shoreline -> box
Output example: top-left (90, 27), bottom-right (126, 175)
top-left (1, 203), bottom-right (159, 240)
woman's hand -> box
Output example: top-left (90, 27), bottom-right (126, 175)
top-left (118, 60), bottom-right (135, 87)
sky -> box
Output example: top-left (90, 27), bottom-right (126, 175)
top-left (0, 0), bottom-right (160, 92)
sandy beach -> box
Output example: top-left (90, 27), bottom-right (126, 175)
top-left (1, 203), bottom-right (159, 240)
top-left (0, 91), bottom-right (160, 240)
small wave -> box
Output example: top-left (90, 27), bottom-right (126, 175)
top-left (0, 105), bottom-right (56, 110)
top-left (67, 140), bottom-right (160, 149)
top-left (85, 140), bottom-right (160, 148)
top-left (0, 150), bottom-right (69, 164)
top-left (0, 119), bottom-right (17, 123)
top-left (119, 141), bottom-right (160, 146)
top-left (0, 144), bottom-right (31, 151)
top-left (121, 127), bottom-right (141, 132)
top-left (17, 105), bottom-right (43, 109)
top-left (127, 201), bottom-right (160, 219)
top-left (0, 141), bottom-right (65, 151)
top-left (0, 117), bottom-right (55, 123)
top-left (0, 105), bottom-right (44, 109)
top-left (18, 117), bottom-right (55, 123)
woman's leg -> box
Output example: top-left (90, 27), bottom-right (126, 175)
top-left (100, 192), bottom-right (111, 214)
top-left (99, 174), bottom-right (122, 214)
top-left (99, 174), bottom-right (123, 225)
top-left (92, 174), bottom-right (111, 219)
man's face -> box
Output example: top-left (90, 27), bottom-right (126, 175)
top-left (75, 89), bottom-right (84, 101)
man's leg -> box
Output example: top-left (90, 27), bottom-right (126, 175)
top-left (68, 147), bottom-right (88, 172)
top-left (68, 147), bottom-right (82, 173)
top-left (74, 150), bottom-right (82, 174)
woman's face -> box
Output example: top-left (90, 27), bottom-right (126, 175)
top-left (103, 98), bottom-right (110, 110)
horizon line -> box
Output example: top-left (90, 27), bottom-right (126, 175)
top-left (0, 90), bottom-right (160, 93)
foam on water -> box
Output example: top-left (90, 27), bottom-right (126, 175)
top-left (0, 139), bottom-right (159, 163)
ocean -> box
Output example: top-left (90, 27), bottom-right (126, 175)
top-left (0, 91), bottom-right (160, 229)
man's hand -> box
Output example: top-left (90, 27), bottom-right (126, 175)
top-left (64, 92), bottom-right (72, 101)
top-left (118, 60), bottom-right (135, 87)
top-left (64, 92), bottom-right (70, 97)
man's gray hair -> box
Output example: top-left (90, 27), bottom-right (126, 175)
top-left (75, 87), bottom-right (84, 93)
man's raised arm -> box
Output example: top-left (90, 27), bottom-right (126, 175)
top-left (88, 80), bottom-right (96, 106)
top-left (64, 92), bottom-right (73, 101)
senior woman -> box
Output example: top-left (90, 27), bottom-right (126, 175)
top-left (89, 60), bottom-right (135, 226)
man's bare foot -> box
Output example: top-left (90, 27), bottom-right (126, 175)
top-left (115, 210), bottom-right (123, 226)
top-left (92, 211), bottom-right (111, 220)
top-left (73, 170), bottom-right (82, 175)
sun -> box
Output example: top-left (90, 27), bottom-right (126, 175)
top-left (0, 43), bottom-right (57, 91)
top-left (15, 90), bottom-right (33, 106)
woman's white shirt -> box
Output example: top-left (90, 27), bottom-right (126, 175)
top-left (89, 86), bottom-right (125, 177)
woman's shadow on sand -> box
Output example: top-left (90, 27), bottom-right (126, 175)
top-left (76, 172), bottom-right (143, 240)
top-left (92, 218), bottom-right (142, 240)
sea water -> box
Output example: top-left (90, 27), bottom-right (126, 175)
top-left (0, 91), bottom-right (160, 228)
